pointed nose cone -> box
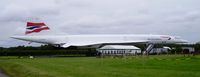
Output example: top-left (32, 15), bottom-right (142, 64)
top-left (180, 39), bottom-right (189, 43)
top-left (183, 40), bottom-right (189, 43)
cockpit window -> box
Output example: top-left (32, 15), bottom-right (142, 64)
top-left (160, 36), bottom-right (171, 40)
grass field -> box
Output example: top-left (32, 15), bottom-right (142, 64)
top-left (0, 55), bottom-right (200, 77)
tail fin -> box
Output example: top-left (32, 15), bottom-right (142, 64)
top-left (25, 22), bottom-right (50, 35)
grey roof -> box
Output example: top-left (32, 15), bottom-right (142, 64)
top-left (99, 45), bottom-right (140, 49)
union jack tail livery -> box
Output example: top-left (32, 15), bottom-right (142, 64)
top-left (26, 22), bottom-right (50, 35)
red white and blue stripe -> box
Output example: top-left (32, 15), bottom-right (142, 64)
top-left (26, 22), bottom-right (50, 34)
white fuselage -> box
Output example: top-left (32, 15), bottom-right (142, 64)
top-left (11, 34), bottom-right (188, 47)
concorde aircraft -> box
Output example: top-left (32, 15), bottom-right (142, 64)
top-left (10, 22), bottom-right (188, 54)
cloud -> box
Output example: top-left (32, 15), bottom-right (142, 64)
top-left (0, 0), bottom-right (200, 47)
top-left (0, 0), bottom-right (59, 22)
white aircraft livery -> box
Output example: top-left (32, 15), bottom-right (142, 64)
top-left (11, 22), bottom-right (188, 51)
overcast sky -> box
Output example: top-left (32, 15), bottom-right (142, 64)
top-left (0, 0), bottom-right (200, 47)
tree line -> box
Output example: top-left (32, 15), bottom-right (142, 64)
top-left (0, 45), bottom-right (97, 56)
top-left (0, 44), bottom-right (200, 56)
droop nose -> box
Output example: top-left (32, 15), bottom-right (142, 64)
top-left (180, 39), bottom-right (188, 43)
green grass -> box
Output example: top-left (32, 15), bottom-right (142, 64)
top-left (0, 55), bottom-right (200, 77)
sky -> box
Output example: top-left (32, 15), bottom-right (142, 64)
top-left (0, 0), bottom-right (200, 47)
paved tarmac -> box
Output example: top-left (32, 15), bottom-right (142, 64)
top-left (0, 70), bottom-right (9, 77)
